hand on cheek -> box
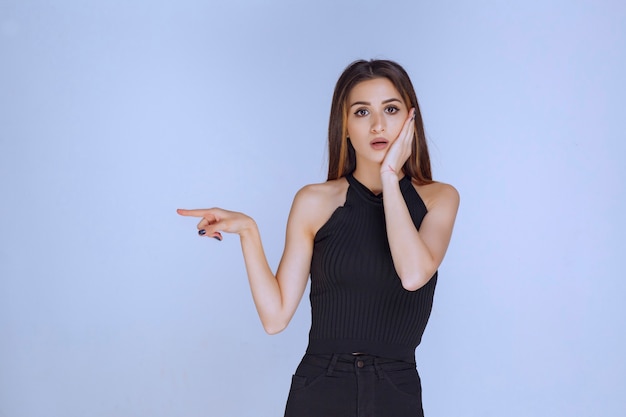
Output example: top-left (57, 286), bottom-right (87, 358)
top-left (381, 108), bottom-right (416, 177)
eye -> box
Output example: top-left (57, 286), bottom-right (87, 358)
top-left (385, 105), bottom-right (400, 114)
top-left (354, 108), bottom-right (369, 117)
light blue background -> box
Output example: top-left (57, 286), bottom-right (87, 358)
top-left (1, 1), bottom-right (625, 416)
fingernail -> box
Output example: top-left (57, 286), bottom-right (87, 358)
top-left (213, 236), bottom-right (222, 241)
top-left (198, 229), bottom-right (206, 236)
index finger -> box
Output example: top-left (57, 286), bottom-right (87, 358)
top-left (176, 208), bottom-right (213, 218)
top-left (397, 108), bottom-right (416, 140)
top-left (406, 107), bottom-right (416, 125)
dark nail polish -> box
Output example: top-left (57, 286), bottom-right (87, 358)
top-left (213, 236), bottom-right (222, 241)
top-left (198, 229), bottom-right (206, 236)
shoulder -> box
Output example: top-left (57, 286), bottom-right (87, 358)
top-left (289, 178), bottom-right (348, 236)
top-left (413, 181), bottom-right (460, 212)
top-left (293, 178), bottom-right (348, 207)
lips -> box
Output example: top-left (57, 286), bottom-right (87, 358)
top-left (370, 137), bottom-right (389, 150)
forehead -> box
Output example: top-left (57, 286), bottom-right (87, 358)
top-left (348, 78), bottom-right (402, 103)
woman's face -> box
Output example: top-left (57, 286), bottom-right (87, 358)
top-left (345, 77), bottom-right (409, 167)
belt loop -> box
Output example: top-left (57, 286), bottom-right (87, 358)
top-left (373, 358), bottom-right (385, 380)
top-left (326, 354), bottom-right (339, 376)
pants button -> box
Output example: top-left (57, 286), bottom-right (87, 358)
top-left (357, 360), bottom-right (364, 368)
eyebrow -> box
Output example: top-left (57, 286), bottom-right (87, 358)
top-left (349, 98), bottom-right (403, 108)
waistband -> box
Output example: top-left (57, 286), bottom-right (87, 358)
top-left (300, 352), bottom-right (416, 378)
top-left (306, 340), bottom-right (416, 363)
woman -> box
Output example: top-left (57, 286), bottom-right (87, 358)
top-left (178, 59), bottom-right (459, 416)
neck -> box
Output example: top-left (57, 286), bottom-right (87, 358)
top-left (352, 164), bottom-right (384, 195)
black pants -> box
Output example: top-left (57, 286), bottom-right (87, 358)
top-left (284, 353), bottom-right (424, 417)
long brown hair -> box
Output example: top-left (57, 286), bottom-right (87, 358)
top-left (327, 59), bottom-right (433, 184)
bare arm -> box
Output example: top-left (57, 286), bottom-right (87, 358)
top-left (381, 177), bottom-right (459, 290)
top-left (380, 109), bottom-right (460, 290)
top-left (177, 187), bottom-right (317, 334)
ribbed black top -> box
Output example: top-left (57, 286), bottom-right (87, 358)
top-left (306, 173), bottom-right (437, 363)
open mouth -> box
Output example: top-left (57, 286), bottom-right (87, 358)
top-left (370, 138), bottom-right (389, 149)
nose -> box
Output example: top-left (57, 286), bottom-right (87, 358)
top-left (370, 113), bottom-right (385, 133)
